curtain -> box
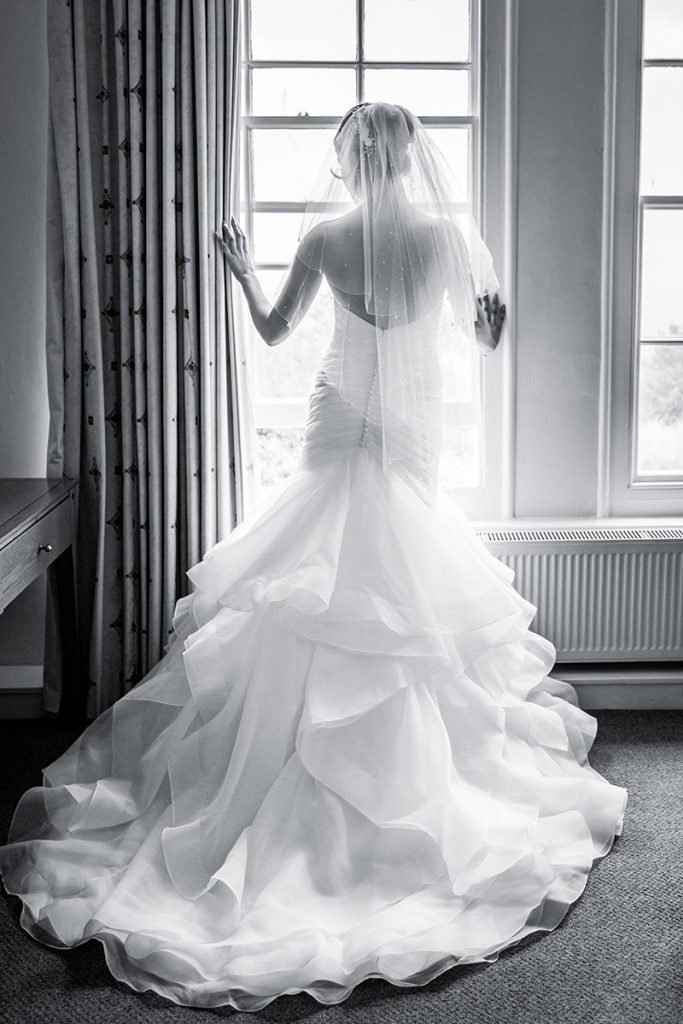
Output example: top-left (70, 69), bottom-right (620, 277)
top-left (44, 0), bottom-right (243, 718)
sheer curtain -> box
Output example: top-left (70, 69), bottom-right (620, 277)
top-left (44, 0), bottom-right (243, 717)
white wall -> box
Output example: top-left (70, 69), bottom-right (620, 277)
top-left (0, 0), bottom-right (49, 667)
top-left (514, 0), bottom-right (606, 517)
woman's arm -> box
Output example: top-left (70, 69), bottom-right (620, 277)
top-left (442, 220), bottom-right (505, 355)
top-left (216, 218), bottom-right (321, 346)
top-left (216, 218), bottom-right (288, 345)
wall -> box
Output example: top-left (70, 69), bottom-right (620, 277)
top-left (514, 0), bottom-right (607, 517)
top-left (0, 0), bottom-right (50, 668)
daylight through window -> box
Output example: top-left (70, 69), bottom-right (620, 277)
top-left (240, 0), bottom-right (481, 502)
top-left (635, 0), bottom-right (683, 480)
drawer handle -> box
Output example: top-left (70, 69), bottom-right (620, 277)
top-left (38, 543), bottom-right (53, 554)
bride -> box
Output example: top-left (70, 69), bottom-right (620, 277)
top-left (0, 102), bottom-right (627, 1012)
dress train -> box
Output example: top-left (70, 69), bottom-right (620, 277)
top-left (0, 306), bottom-right (627, 1010)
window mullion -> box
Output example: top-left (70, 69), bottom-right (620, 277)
top-left (642, 58), bottom-right (683, 68)
top-left (247, 59), bottom-right (474, 71)
top-left (244, 115), bottom-right (476, 128)
top-left (639, 196), bottom-right (683, 208)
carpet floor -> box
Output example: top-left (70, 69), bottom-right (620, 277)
top-left (0, 710), bottom-right (681, 1024)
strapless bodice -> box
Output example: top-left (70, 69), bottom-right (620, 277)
top-left (299, 300), bottom-right (444, 502)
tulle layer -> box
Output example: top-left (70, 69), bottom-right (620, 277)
top-left (0, 450), bottom-right (627, 1011)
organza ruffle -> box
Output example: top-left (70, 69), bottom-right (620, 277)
top-left (0, 448), bottom-right (627, 1011)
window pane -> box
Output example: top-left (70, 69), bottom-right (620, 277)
top-left (439, 425), bottom-right (481, 492)
top-left (363, 69), bottom-right (469, 116)
top-left (252, 129), bottom-right (335, 202)
top-left (636, 344), bottom-right (683, 475)
top-left (427, 128), bottom-right (470, 198)
top-left (251, 69), bottom-right (356, 116)
top-left (364, 0), bottom-right (470, 61)
top-left (640, 209), bottom-right (683, 339)
top-left (250, 0), bottom-right (356, 60)
top-left (439, 317), bottom-right (476, 401)
top-left (254, 272), bottom-right (333, 401)
top-left (640, 68), bottom-right (683, 195)
top-left (256, 428), bottom-right (306, 491)
top-left (252, 213), bottom-right (303, 265)
top-left (643, 0), bottom-right (683, 59)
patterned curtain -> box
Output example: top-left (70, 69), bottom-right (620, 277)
top-left (44, 0), bottom-right (243, 718)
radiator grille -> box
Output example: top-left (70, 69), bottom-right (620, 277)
top-left (478, 526), bottom-right (683, 544)
top-left (475, 528), bottom-right (683, 660)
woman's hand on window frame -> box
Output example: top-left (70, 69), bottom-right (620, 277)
top-left (476, 291), bottom-right (506, 354)
top-left (215, 217), bottom-right (255, 283)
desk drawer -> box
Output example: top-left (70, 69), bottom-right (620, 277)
top-left (0, 497), bottom-right (72, 613)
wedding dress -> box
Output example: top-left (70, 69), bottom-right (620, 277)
top-left (0, 104), bottom-right (627, 1011)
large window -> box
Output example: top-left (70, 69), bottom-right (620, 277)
top-left (238, 0), bottom-right (493, 511)
top-left (635, 0), bottom-right (683, 481)
top-left (609, 0), bottom-right (683, 514)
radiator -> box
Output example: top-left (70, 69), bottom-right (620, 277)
top-left (476, 525), bottom-right (683, 661)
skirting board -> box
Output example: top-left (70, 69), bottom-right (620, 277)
top-left (0, 665), bottom-right (47, 720)
top-left (553, 663), bottom-right (683, 710)
top-left (1, 665), bottom-right (682, 719)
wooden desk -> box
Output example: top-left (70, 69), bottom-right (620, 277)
top-left (0, 478), bottom-right (79, 716)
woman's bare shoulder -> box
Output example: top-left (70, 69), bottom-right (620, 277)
top-left (295, 221), bottom-right (327, 266)
top-left (297, 212), bottom-right (356, 259)
top-left (298, 211), bottom-right (364, 271)
top-left (413, 209), bottom-right (463, 239)
top-left (432, 216), bottom-right (468, 257)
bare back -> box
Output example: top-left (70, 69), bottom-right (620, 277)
top-left (319, 208), bottom-right (449, 327)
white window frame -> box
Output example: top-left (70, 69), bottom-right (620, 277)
top-left (606, 0), bottom-right (683, 515)
top-left (236, 0), bottom-right (513, 519)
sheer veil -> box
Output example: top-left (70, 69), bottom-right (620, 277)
top-left (273, 102), bottom-right (499, 501)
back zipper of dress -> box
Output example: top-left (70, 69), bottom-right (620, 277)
top-left (359, 359), bottom-right (380, 448)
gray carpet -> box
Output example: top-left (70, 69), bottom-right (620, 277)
top-left (0, 711), bottom-right (681, 1024)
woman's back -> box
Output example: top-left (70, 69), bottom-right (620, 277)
top-left (303, 206), bottom-right (452, 328)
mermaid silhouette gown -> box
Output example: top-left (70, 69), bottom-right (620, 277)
top-left (0, 298), bottom-right (627, 1011)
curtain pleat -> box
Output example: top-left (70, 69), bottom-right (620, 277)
top-left (223, 0), bottom-right (249, 525)
top-left (44, 0), bottom-right (242, 717)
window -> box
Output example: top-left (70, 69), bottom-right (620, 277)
top-left (636, 0), bottom-right (683, 480)
top-left (237, 0), bottom-right (506, 517)
top-left (610, 0), bottom-right (683, 514)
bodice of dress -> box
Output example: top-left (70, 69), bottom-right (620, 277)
top-left (300, 298), bottom-right (444, 502)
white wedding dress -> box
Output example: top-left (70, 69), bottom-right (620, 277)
top-left (0, 298), bottom-right (628, 1011)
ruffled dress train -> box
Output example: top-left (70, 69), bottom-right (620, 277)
top-left (0, 305), bottom-right (627, 1010)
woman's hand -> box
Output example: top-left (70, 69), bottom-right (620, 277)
top-left (475, 291), bottom-right (506, 354)
top-left (215, 217), bottom-right (255, 283)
